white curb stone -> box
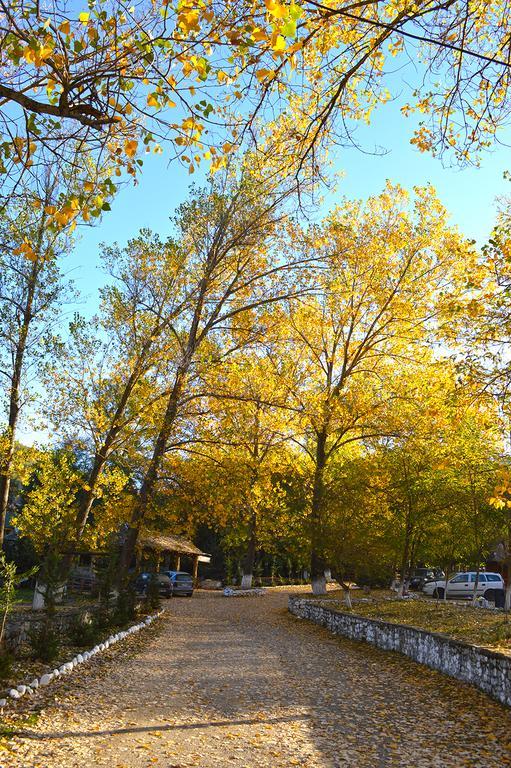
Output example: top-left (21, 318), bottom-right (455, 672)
top-left (2, 610), bottom-right (162, 709)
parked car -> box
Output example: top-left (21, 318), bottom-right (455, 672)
top-left (135, 572), bottom-right (173, 598)
top-left (422, 571), bottom-right (504, 600)
top-left (165, 570), bottom-right (194, 596)
top-left (409, 568), bottom-right (444, 591)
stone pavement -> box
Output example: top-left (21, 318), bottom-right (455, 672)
top-left (2, 590), bottom-right (511, 767)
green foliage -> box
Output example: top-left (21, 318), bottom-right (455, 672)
top-left (0, 649), bottom-right (14, 682)
top-left (115, 582), bottom-right (137, 626)
top-left (146, 573), bottom-right (161, 611)
top-left (13, 449), bottom-right (83, 554)
top-left (28, 621), bottom-right (60, 663)
top-left (0, 552), bottom-right (38, 648)
top-left (67, 615), bottom-right (101, 648)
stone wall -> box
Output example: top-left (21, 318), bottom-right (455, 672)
top-left (4, 607), bottom-right (97, 652)
top-left (288, 597), bottom-right (511, 707)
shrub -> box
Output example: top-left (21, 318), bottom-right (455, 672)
top-left (67, 614), bottom-right (101, 648)
top-left (28, 621), bottom-right (60, 663)
top-left (0, 649), bottom-right (13, 682)
top-left (115, 583), bottom-right (136, 626)
top-left (146, 574), bottom-right (161, 611)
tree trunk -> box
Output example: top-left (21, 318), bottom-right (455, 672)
top-left (119, 369), bottom-right (186, 579)
top-left (443, 562), bottom-right (451, 602)
top-left (0, 258), bottom-right (39, 546)
top-left (310, 428), bottom-right (328, 595)
top-left (397, 503), bottom-right (413, 598)
top-left (505, 553), bottom-right (511, 616)
top-left (342, 583), bottom-right (353, 609)
top-left (472, 560), bottom-right (481, 604)
top-left (241, 515), bottom-right (256, 589)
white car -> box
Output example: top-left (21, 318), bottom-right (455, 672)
top-left (422, 571), bottom-right (504, 600)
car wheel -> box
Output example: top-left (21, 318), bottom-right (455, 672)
top-left (434, 587), bottom-right (444, 599)
top-left (484, 589), bottom-right (495, 602)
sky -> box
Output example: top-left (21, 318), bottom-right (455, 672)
top-left (66, 93), bottom-right (511, 319)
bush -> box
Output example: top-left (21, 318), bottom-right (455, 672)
top-left (67, 615), bottom-right (101, 648)
top-left (0, 649), bottom-right (14, 682)
top-left (146, 574), bottom-right (161, 611)
top-left (115, 583), bottom-right (136, 626)
top-left (29, 621), bottom-right (60, 663)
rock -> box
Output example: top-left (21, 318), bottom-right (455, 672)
top-left (9, 689), bottom-right (20, 699)
top-left (200, 578), bottom-right (223, 590)
top-left (30, 678), bottom-right (39, 689)
top-left (39, 673), bottom-right (53, 686)
top-left (76, 654), bottom-right (84, 663)
top-left (16, 685), bottom-right (26, 695)
top-left (0, 698), bottom-right (6, 707)
top-left (59, 665), bottom-right (67, 675)
top-left (25, 687), bottom-right (33, 696)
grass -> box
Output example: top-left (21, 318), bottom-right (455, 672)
top-left (314, 590), bottom-right (511, 654)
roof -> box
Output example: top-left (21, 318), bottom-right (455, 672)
top-left (138, 532), bottom-right (205, 557)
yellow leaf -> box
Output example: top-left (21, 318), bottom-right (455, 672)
top-left (265, 0), bottom-right (289, 19)
top-left (147, 93), bottom-right (160, 108)
top-left (124, 139), bottom-right (138, 157)
top-left (271, 34), bottom-right (286, 53)
top-left (59, 20), bottom-right (71, 34)
top-left (79, 12), bottom-right (90, 23)
top-left (255, 69), bottom-right (276, 82)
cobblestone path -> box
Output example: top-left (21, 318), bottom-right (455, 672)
top-left (2, 590), bottom-right (511, 767)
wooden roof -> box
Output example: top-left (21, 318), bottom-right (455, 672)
top-left (138, 532), bottom-right (205, 557)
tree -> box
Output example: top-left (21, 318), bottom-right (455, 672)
top-left (118, 163), bottom-right (311, 575)
top-left (0, 171), bottom-right (75, 546)
top-left (4, 0), bottom-right (511, 222)
top-left (44, 231), bottom-right (191, 545)
top-left (279, 183), bottom-right (471, 593)
top-left (182, 350), bottom-right (298, 587)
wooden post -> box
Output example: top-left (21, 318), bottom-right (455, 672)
top-left (193, 555), bottom-right (199, 584)
top-left (174, 554), bottom-right (181, 571)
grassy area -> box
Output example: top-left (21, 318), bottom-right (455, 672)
top-left (314, 591), bottom-right (511, 654)
top-left (14, 587), bottom-right (34, 604)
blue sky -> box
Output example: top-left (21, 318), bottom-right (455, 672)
top-left (67, 93), bottom-right (511, 320)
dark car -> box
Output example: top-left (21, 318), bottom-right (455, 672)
top-left (165, 571), bottom-right (194, 597)
top-left (409, 568), bottom-right (444, 591)
top-left (135, 572), bottom-right (173, 598)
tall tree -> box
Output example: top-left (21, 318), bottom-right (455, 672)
top-left (0, 173), bottom-right (75, 545)
top-left (280, 183), bottom-right (471, 593)
top-left (118, 165), bottom-right (310, 574)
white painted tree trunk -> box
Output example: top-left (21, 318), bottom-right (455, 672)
top-left (240, 573), bottom-right (253, 589)
top-left (505, 581), bottom-right (511, 613)
top-left (343, 587), bottom-right (352, 609)
top-left (311, 574), bottom-right (326, 595)
top-left (32, 580), bottom-right (66, 610)
top-left (32, 581), bottom-right (46, 610)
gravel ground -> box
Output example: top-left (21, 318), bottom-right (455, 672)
top-left (2, 589), bottom-right (511, 768)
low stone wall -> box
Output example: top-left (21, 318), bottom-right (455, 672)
top-left (288, 597), bottom-right (511, 707)
top-left (4, 607), bottom-right (96, 652)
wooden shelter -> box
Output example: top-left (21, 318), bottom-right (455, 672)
top-left (137, 532), bottom-right (210, 582)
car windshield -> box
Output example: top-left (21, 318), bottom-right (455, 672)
top-left (175, 574), bottom-right (192, 582)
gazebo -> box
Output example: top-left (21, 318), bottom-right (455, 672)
top-left (137, 532), bottom-right (210, 582)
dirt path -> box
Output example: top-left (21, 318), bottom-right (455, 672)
top-left (2, 590), bottom-right (511, 768)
